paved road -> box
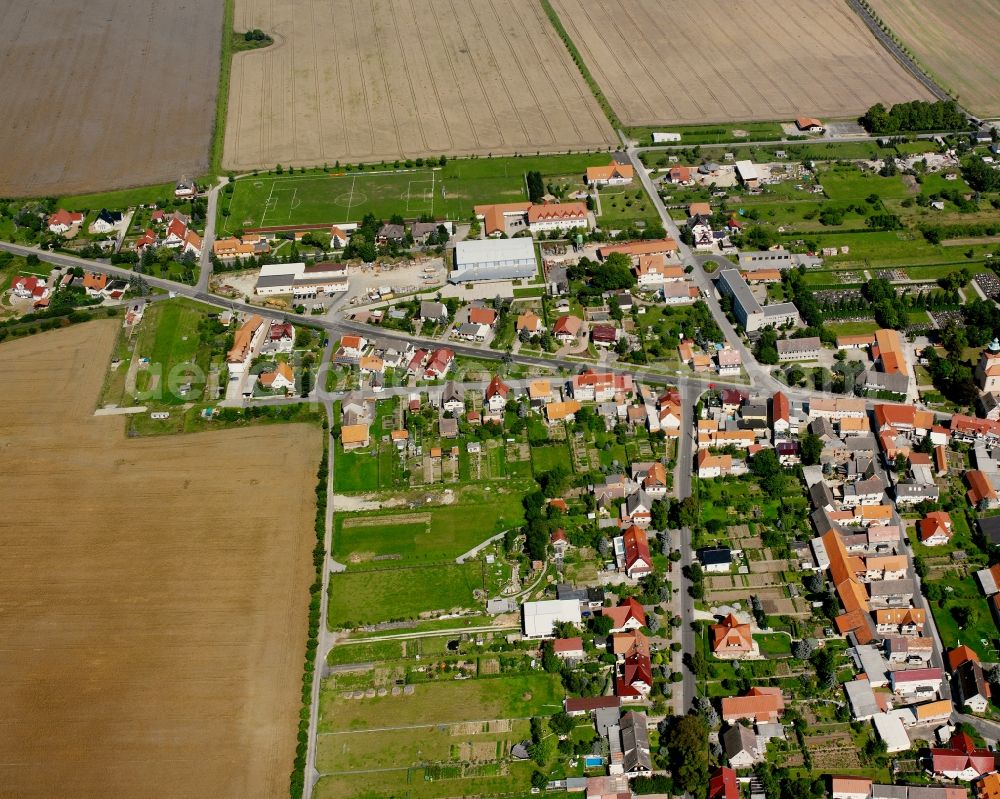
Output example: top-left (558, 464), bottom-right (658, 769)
top-left (303, 396), bottom-right (336, 799)
top-left (196, 180), bottom-right (225, 294)
top-left (672, 379), bottom-right (702, 716)
top-left (621, 135), bottom-right (779, 394)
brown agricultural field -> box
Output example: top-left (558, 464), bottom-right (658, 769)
top-left (0, 1), bottom-right (221, 197)
top-left (0, 321), bottom-right (321, 798)
top-left (223, 0), bottom-right (617, 171)
top-left (867, 0), bottom-right (1000, 117)
top-left (549, 0), bottom-right (933, 127)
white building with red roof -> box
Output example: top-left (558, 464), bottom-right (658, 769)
top-left (47, 209), bottom-right (84, 234)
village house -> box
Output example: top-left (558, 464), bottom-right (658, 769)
top-left (931, 732), bottom-right (997, 780)
top-left (259, 362), bottom-right (295, 392)
top-left (340, 423), bottom-right (371, 451)
top-left (917, 511), bottom-right (953, 546)
top-left (546, 400), bottom-right (581, 425)
top-left (722, 724), bottom-right (761, 769)
top-left (720, 687), bottom-right (785, 724)
top-left (586, 161), bottom-right (634, 186)
top-left (47, 208), bottom-right (84, 234)
top-left (262, 321), bottom-right (294, 354)
top-left (484, 375), bottom-right (510, 419)
top-left (516, 310), bottom-right (543, 335)
top-left (569, 370), bottom-right (633, 402)
top-left (602, 598), bottom-right (646, 633)
top-left (553, 314), bottom-right (583, 344)
top-left (615, 525), bottom-right (652, 579)
top-left (710, 614), bottom-right (755, 659)
top-left (635, 254), bottom-right (684, 287)
top-left (90, 208), bottom-right (123, 234)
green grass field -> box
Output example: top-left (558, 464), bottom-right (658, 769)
top-left (327, 562), bottom-right (485, 627)
top-left (131, 299), bottom-right (217, 405)
top-left (220, 152), bottom-right (626, 232)
top-left (56, 182), bottom-right (177, 212)
top-left (320, 673), bottom-right (563, 732)
top-left (332, 489), bottom-right (526, 566)
top-left (531, 443), bottom-right (571, 474)
top-left (928, 571), bottom-right (998, 661)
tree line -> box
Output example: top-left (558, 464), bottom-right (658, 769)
top-left (860, 100), bottom-right (966, 135)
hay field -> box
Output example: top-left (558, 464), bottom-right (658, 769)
top-left (0, 1), bottom-right (221, 197)
top-left (549, 0), bottom-right (933, 127)
top-left (0, 322), bottom-right (321, 798)
top-left (867, 0), bottom-right (1000, 117)
top-left (223, 0), bottom-right (616, 171)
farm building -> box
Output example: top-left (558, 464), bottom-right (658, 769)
top-left (451, 238), bottom-right (538, 284)
top-left (795, 117), bottom-right (825, 133)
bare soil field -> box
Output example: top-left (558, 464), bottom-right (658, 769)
top-left (549, 0), bottom-right (933, 127)
top-left (0, 322), bottom-right (321, 798)
top-left (867, 0), bottom-right (1000, 117)
top-left (0, 1), bottom-right (221, 197)
top-left (223, 0), bottom-right (616, 171)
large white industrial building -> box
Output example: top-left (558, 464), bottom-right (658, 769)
top-left (451, 238), bottom-right (538, 284)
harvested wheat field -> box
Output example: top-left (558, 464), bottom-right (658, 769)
top-left (549, 0), bottom-right (933, 127)
top-left (223, 0), bottom-right (616, 171)
top-left (0, 1), bottom-right (221, 197)
top-left (0, 321), bottom-right (321, 798)
top-left (867, 0), bottom-right (1000, 117)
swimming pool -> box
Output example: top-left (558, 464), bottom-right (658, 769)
top-left (584, 756), bottom-right (603, 767)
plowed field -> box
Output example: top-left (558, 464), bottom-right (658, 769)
top-left (549, 0), bottom-right (934, 126)
top-left (0, 1), bottom-right (221, 196)
top-left (0, 321), bottom-right (321, 798)
top-left (223, 0), bottom-right (616, 171)
top-left (868, 0), bottom-right (1000, 117)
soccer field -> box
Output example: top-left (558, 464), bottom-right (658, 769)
top-left (220, 153), bottom-right (619, 233)
top-left (222, 170), bottom-right (445, 233)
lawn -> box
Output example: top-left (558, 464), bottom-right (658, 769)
top-left (826, 320), bottom-right (880, 337)
top-left (754, 633), bottom-right (793, 657)
top-left (319, 673), bottom-right (563, 732)
top-left (220, 152), bottom-right (627, 232)
top-left (332, 488), bottom-right (525, 566)
top-left (56, 182), bottom-right (177, 212)
top-left (598, 184), bottom-right (658, 230)
top-left (326, 639), bottom-right (405, 665)
top-left (314, 762), bottom-right (536, 799)
top-left (129, 298), bottom-right (219, 406)
top-left (327, 561), bottom-right (486, 627)
top-left (928, 571), bottom-right (998, 661)
top-left (531, 443), bottom-right (571, 475)
top-left (819, 165), bottom-right (911, 203)
top-left (316, 718), bottom-right (531, 774)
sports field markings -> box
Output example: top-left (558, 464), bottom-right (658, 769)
top-left (261, 179), bottom-right (278, 227)
top-left (343, 175), bottom-right (357, 224)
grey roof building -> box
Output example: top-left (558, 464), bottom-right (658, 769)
top-left (619, 711), bottom-right (652, 774)
top-left (715, 269), bottom-right (799, 333)
top-left (451, 238), bottom-right (537, 284)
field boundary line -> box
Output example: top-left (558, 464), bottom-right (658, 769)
top-left (538, 0), bottom-right (622, 128)
top-left (847, 0), bottom-right (957, 106)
